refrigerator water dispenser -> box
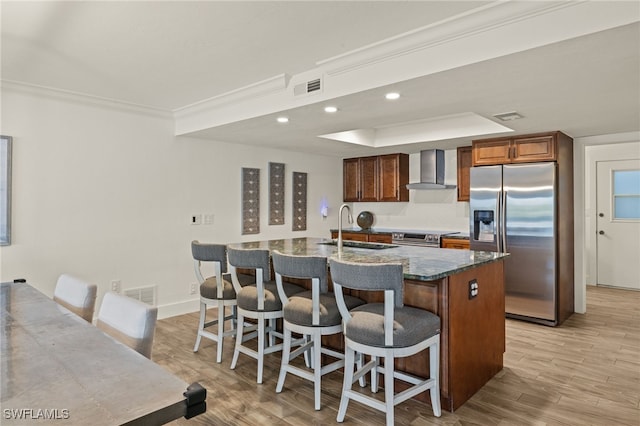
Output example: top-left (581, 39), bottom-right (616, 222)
top-left (473, 210), bottom-right (494, 242)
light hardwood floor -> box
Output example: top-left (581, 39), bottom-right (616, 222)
top-left (154, 286), bottom-right (640, 425)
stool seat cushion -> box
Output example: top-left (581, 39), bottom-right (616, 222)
top-left (238, 281), bottom-right (305, 312)
top-left (199, 277), bottom-right (236, 300)
top-left (345, 303), bottom-right (440, 348)
top-left (284, 291), bottom-right (365, 327)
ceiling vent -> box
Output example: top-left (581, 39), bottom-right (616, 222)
top-left (294, 78), bottom-right (322, 96)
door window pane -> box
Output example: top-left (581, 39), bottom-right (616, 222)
top-left (613, 169), bottom-right (640, 220)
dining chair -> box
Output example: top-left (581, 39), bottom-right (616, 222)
top-left (227, 246), bottom-right (305, 384)
top-left (272, 250), bottom-right (365, 410)
top-left (53, 273), bottom-right (97, 322)
top-left (329, 258), bottom-right (442, 426)
top-left (97, 291), bottom-right (158, 359)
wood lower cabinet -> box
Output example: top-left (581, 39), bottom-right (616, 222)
top-left (330, 231), bottom-right (392, 244)
top-left (456, 146), bottom-right (472, 201)
top-left (367, 233), bottom-right (393, 244)
top-left (472, 131), bottom-right (570, 166)
top-left (343, 153), bottom-right (409, 202)
top-left (441, 237), bottom-right (470, 250)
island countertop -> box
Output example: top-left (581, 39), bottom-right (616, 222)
top-left (227, 237), bottom-right (507, 281)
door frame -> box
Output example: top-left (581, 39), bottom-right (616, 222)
top-left (577, 134), bottom-right (640, 311)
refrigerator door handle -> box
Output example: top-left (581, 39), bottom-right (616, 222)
top-left (501, 189), bottom-right (508, 253)
top-left (495, 192), bottom-right (501, 252)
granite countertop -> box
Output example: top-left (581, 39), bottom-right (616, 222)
top-left (227, 237), bottom-right (506, 282)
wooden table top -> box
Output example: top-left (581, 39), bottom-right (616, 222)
top-left (1, 281), bottom-right (190, 425)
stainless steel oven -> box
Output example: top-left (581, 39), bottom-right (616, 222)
top-left (391, 231), bottom-right (459, 248)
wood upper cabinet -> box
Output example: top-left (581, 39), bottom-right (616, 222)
top-left (456, 146), bottom-right (472, 201)
top-left (343, 157), bottom-right (378, 202)
top-left (343, 153), bottom-right (409, 202)
top-left (378, 154), bottom-right (409, 202)
top-left (472, 131), bottom-right (567, 166)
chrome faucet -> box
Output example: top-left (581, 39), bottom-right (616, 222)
top-left (337, 204), bottom-right (353, 252)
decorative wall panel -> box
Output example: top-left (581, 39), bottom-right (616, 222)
top-left (292, 172), bottom-right (307, 231)
top-left (242, 168), bottom-right (260, 235)
top-left (269, 162), bottom-right (285, 225)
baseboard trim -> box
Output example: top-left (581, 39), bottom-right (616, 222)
top-left (158, 298), bottom-right (199, 320)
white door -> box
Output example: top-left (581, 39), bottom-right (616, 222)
top-left (596, 159), bottom-right (640, 289)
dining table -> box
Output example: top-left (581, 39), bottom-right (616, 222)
top-left (1, 280), bottom-right (205, 425)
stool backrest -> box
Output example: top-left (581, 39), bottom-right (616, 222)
top-left (272, 250), bottom-right (327, 326)
top-left (272, 250), bottom-right (327, 291)
top-left (227, 247), bottom-right (270, 310)
top-left (53, 274), bottom-right (97, 322)
top-left (329, 258), bottom-right (404, 347)
top-left (191, 241), bottom-right (227, 298)
top-left (97, 292), bottom-right (158, 358)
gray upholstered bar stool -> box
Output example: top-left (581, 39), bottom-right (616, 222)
top-left (329, 258), bottom-right (442, 426)
top-left (192, 241), bottom-right (253, 363)
top-left (227, 247), bottom-right (306, 384)
top-left (97, 292), bottom-right (158, 359)
top-left (272, 250), bottom-right (365, 410)
top-left (53, 274), bottom-right (97, 322)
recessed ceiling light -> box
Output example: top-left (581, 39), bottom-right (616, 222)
top-left (493, 111), bottom-right (523, 121)
top-left (385, 92), bottom-right (400, 100)
top-left (324, 106), bottom-right (338, 113)
top-left (276, 116), bottom-right (289, 123)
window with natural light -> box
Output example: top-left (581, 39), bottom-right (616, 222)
top-left (613, 169), bottom-right (640, 220)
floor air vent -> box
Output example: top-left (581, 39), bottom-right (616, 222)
top-left (294, 78), bottom-right (322, 96)
top-left (124, 285), bottom-right (157, 306)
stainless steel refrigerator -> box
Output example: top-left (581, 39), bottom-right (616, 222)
top-left (470, 162), bottom-right (563, 325)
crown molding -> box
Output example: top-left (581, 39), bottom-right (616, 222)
top-left (1, 80), bottom-right (173, 118)
top-left (317, 1), bottom-right (583, 77)
top-left (173, 74), bottom-right (290, 118)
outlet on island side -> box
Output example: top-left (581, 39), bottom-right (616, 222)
top-left (190, 282), bottom-right (197, 295)
top-left (468, 279), bottom-right (478, 300)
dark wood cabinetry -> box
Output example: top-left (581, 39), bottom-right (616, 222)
top-left (330, 231), bottom-right (392, 244)
top-left (343, 153), bottom-right (408, 202)
top-left (456, 146), bottom-right (472, 201)
top-left (472, 131), bottom-right (569, 166)
top-left (441, 237), bottom-right (470, 250)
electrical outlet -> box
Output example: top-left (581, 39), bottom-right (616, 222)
top-left (111, 280), bottom-right (121, 293)
top-left (468, 279), bottom-right (478, 299)
top-left (190, 282), bottom-right (197, 295)
top-left (203, 214), bottom-right (214, 225)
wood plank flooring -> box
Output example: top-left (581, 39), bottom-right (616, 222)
top-left (153, 286), bottom-right (640, 425)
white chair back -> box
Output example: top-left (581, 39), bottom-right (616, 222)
top-left (97, 292), bottom-right (158, 358)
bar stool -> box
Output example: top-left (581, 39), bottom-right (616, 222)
top-left (53, 274), bottom-right (97, 323)
top-left (329, 258), bottom-right (442, 426)
top-left (227, 247), bottom-right (306, 384)
top-left (191, 241), bottom-right (252, 363)
top-left (272, 250), bottom-right (365, 410)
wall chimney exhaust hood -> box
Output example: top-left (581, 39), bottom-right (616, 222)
top-left (406, 149), bottom-right (456, 190)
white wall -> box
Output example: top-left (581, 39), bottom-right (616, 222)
top-left (0, 86), bottom-right (343, 318)
top-left (352, 149), bottom-right (469, 232)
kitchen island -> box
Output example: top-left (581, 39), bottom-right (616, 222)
top-left (227, 237), bottom-right (507, 412)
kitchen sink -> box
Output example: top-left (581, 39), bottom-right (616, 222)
top-left (317, 240), bottom-right (398, 250)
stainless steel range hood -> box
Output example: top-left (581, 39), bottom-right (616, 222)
top-left (406, 149), bottom-right (456, 190)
